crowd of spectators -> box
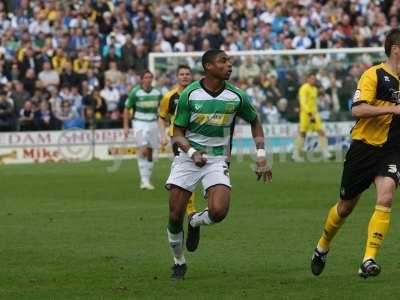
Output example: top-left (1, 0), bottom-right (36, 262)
top-left (0, 0), bottom-right (398, 131)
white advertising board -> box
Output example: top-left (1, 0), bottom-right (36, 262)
top-left (0, 122), bottom-right (354, 165)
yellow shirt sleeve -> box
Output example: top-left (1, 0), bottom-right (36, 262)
top-left (73, 59), bottom-right (82, 73)
top-left (353, 68), bottom-right (377, 105)
top-left (51, 56), bottom-right (59, 69)
top-left (159, 92), bottom-right (171, 119)
top-left (17, 48), bottom-right (26, 62)
top-left (299, 84), bottom-right (317, 114)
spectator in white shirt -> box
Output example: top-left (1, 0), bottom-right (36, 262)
top-left (100, 79), bottom-right (120, 113)
top-left (106, 24), bottom-right (127, 48)
top-left (291, 29), bottom-right (312, 49)
top-left (173, 34), bottom-right (187, 52)
top-left (262, 101), bottom-right (280, 124)
top-left (28, 11), bottom-right (51, 36)
top-left (160, 38), bottom-right (173, 52)
top-left (38, 61), bottom-right (60, 90)
top-left (70, 86), bottom-right (83, 115)
top-left (0, 65), bottom-right (8, 85)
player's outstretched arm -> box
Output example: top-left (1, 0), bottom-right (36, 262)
top-left (352, 103), bottom-right (400, 118)
top-left (250, 117), bottom-right (272, 183)
top-left (173, 125), bottom-right (207, 167)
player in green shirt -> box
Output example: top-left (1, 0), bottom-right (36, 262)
top-left (165, 49), bottom-right (273, 279)
top-left (123, 70), bottom-right (162, 190)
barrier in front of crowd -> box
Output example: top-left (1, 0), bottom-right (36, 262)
top-left (149, 47), bottom-right (384, 75)
top-left (0, 121), bottom-right (354, 165)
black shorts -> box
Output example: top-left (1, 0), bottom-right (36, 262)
top-left (340, 140), bottom-right (400, 200)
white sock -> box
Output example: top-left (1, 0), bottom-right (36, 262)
top-left (167, 229), bottom-right (186, 265)
top-left (190, 210), bottom-right (214, 227)
top-left (137, 156), bottom-right (148, 184)
top-left (317, 243), bottom-right (328, 254)
top-left (144, 160), bottom-right (154, 182)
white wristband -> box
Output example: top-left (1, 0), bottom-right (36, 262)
top-left (256, 148), bottom-right (266, 158)
top-left (187, 147), bottom-right (197, 158)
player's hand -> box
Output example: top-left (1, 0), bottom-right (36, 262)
top-left (192, 151), bottom-right (207, 167)
top-left (255, 158), bottom-right (272, 183)
top-left (123, 127), bottom-right (130, 138)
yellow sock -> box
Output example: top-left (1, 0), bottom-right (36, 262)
top-left (186, 193), bottom-right (196, 215)
top-left (363, 205), bottom-right (391, 262)
top-left (317, 203), bottom-right (346, 252)
top-left (319, 136), bottom-right (328, 152)
top-left (294, 136), bottom-right (305, 157)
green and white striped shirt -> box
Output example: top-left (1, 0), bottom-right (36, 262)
top-left (125, 85), bottom-right (162, 122)
top-left (174, 80), bottom-right (257, 156)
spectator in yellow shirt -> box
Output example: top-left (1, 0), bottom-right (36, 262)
top-left (73, 50), bottom-right (90, 75)
top-left (52, 49), bottom-right (69, 73)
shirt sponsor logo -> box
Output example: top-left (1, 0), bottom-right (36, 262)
top-left (136, 101), bottom-right (159, 108)
top-left (195, 113), bottom-right (231, 126)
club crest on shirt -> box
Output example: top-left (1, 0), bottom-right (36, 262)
top-left (194, 103), bottom-right (202, 111)
top-left (225, 103), bottom-right (236, 113)
top-left (353, 89), bottom-right (360, 102)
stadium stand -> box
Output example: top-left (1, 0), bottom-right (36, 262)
top-left (0, 0), bottom-right (398, 131)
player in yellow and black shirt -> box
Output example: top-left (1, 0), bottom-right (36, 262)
top-left (158, 65), bottom-right (197, 215)
top-left (311, 29), bottom-right (400, 279)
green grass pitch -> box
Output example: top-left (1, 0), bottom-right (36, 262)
top-left (1, 157), bottom-right (400, 299)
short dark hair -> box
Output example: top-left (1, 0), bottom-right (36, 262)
top-left (384, 28), bottom-right (400, 57)
top-left (176, 65), bottom-right (191, 74)
top-left (307, 71), bottom-right (317, 78)
top-left (140, 70), bottom-right (153, 79)
top-left (201, 49), bottom-right (224, 70)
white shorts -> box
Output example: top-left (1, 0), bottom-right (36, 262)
top-left (166, 154), bottom-right (231, 192)
top-left (132, 120), bottom-right (159, 149)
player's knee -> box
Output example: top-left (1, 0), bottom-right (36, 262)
top-left (337, 199), bottom-right (356, 217)
top-left (169, 204), bottom-right (184, 223)
top-left (169, 209), bottom-right (183, 225)
top-left (375, 176), bottom-right (397, 207)
top-left (377, 191), bottom-right (393, 207)
top-left (209, 207), bottom-right (228, 223)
